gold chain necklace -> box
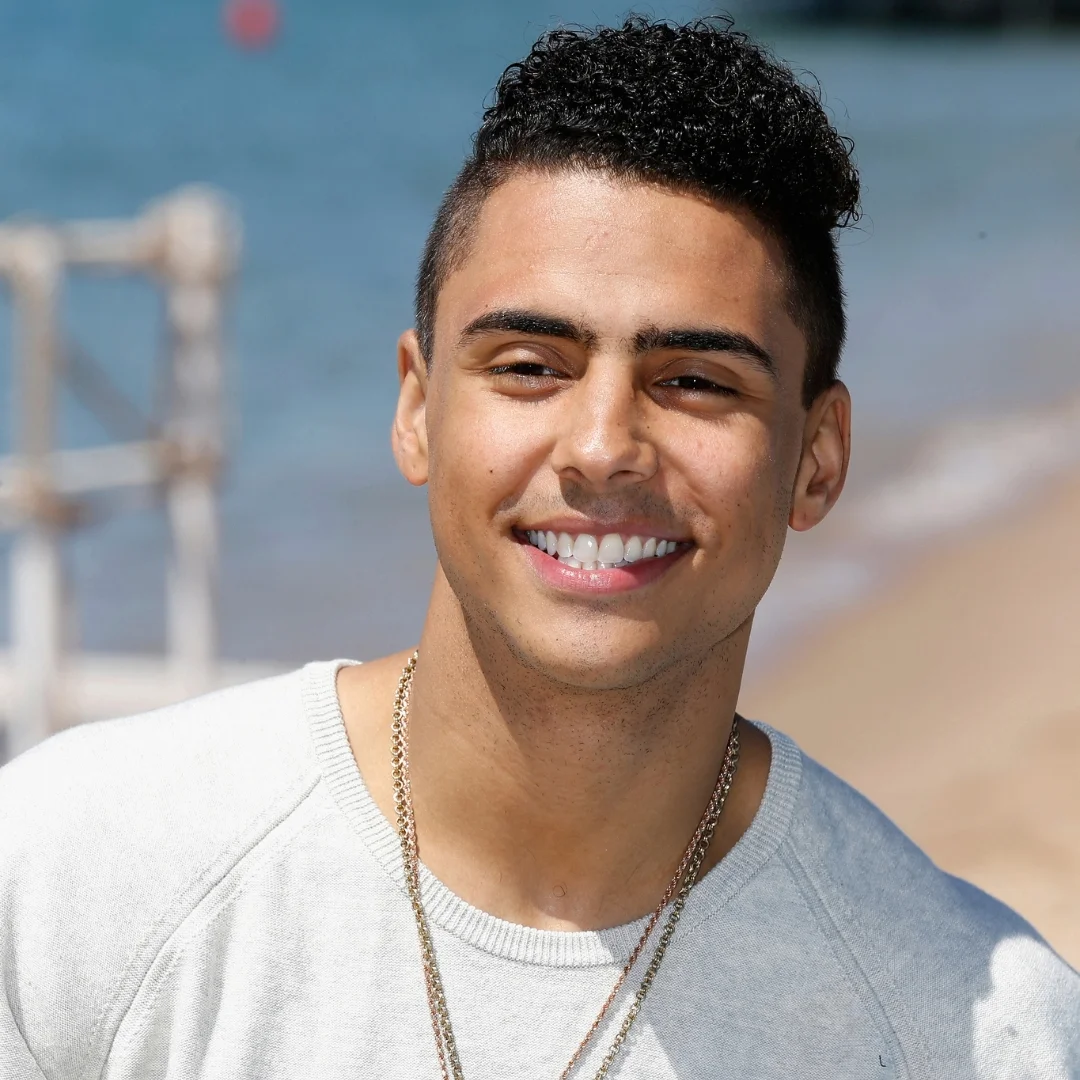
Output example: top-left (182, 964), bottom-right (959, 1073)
top-left (390, 650), bottom-right (741, 1080)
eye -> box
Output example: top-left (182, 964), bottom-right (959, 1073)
top-left (657, 374), bottom-right (738, 396)
top-left (489, 361), bottom-right (562, 378)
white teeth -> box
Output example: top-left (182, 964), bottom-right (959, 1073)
top-left (597, 534), bottom-right (624, 564)
top-left (523, 529), bottom-right (683, 567)
top-left (572, 534), bottom-right (598, 563)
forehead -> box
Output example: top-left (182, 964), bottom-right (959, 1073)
top-left (437, 169), bottom-right (799, 354)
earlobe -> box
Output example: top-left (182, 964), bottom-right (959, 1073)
top-left (789, 382), bottom-right (851, 532)
top-left (391, 329), bottom-right (430, 487)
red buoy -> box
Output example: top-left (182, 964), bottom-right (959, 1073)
top-left (223, 0), bottom-right (280, 49)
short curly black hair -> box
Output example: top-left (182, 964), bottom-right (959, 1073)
top-left (416, 16), bottom-right (860, 406)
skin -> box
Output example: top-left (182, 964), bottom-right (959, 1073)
top-left (338, 168), bottom-right (850, 931)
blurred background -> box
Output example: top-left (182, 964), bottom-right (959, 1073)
top-left (0, 0), bottom-right (1077, 962)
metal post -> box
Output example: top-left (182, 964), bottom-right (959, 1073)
top-left (8, 228), bottom-right (67, 755)
top-left (156, 190), bottom-right (236, 696)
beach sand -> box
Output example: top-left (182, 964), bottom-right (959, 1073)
top-left (739, 468), bottom-right (1080, 969)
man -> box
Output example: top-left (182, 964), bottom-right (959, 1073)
top-left (1, 16), bottom-right (1077, 1080)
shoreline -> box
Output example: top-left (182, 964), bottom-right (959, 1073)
top-left (747, 394), bottom-right (1080, 676)
top-left (740, 466), bottom-right (1080, 967)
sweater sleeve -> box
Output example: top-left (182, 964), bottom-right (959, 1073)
top-left (1, 745), bottom-right (68, 1080)
top-left (0, 724), bottom-right (152, 1080)
top-left (0, 672), bottom-right (317, 1080)
top-left (0, 1011), bottom-right (50, 1080)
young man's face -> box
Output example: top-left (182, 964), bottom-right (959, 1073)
top-left (395, 169), bottom-right (848, 689)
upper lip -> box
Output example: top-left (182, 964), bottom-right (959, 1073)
top-left (514, 521), bottom-right (690, 543)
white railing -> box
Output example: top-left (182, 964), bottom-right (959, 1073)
top-left (0, 187), bottom-right (280, 762)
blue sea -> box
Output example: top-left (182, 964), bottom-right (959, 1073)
top-left (1, 0), bottom-right (1078, 669)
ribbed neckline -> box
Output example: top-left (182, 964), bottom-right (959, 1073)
top-left (303, 657), bottom-right (802, 969)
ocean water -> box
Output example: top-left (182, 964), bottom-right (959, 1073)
top-left (0, 1), bottom-right (1078, 669)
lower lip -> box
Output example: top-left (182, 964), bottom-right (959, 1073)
top-left (519, 539), bottom-right (688, 595)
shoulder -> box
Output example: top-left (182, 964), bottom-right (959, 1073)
top-left (0, 664), bottom-right (329, 1080)
top-left (771, 731), bottom-right (1080, 1075)
top-left (0, 666), bottom-right (319, 848)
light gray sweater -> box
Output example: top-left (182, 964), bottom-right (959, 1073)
top-left (1, 660), bottom-right (1077, 1080)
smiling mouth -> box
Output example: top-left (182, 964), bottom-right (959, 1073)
top-left (515, 528), bottom-right (692, 570)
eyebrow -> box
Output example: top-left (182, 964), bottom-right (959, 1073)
top-left (457, 308), bottom-right (779, 382)
top-left (457, 309), bottom-right (598, 350)
top-left (634, 325), bottom-right (779, 381)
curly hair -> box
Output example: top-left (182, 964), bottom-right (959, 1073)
top-left (415, 16), bottom-right (860, 406)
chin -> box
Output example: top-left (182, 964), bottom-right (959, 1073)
top-left (498, 622), bottom-right (683, 692)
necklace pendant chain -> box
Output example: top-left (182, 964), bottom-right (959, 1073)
top-left (390, 650), bottom-right (740, 1080)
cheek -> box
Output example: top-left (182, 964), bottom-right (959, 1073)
top-left (427, 388), bottom-right (543, 528)
top-left (679, 420), bottom-right (787, 544)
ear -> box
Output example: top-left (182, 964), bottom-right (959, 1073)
top-left (391, 329), bottom-right (429, 487)
top-left (789, 381), bottom-right (851, 532)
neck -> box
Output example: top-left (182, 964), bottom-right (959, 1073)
top-left (342, 571), bottom-right (771, 932)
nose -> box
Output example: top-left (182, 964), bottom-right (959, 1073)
top-left (548, 359), bottom-right (658, 490)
